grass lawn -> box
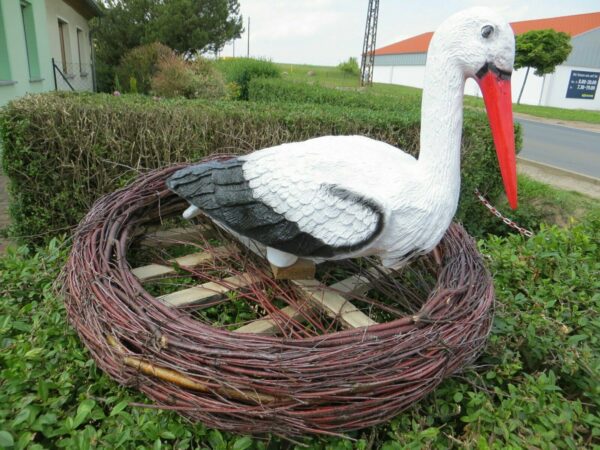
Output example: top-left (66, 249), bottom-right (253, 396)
top-left (276, 63), bottom-right (600, 125)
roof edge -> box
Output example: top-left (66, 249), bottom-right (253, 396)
top-left (85, 0), bottom-right (103, 17)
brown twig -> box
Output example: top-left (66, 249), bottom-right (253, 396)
top-left (60, 161), bottom-right (495, 436)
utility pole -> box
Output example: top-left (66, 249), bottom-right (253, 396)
top-left (247, 17), bottom-right (250, 57)
top-left (233, 39), bottom-right (235, 57)
top-left (360, 0), bottom-right (380, 86)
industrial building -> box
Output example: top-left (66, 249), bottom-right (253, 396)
top-left (373, 12), bottom-right (600, 110)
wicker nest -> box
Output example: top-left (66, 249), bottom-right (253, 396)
top-left (62, 162), bottom-right (495, 437)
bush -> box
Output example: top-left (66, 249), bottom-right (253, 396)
top-left (150, 54), bottom-right (225, 100)
top-left (0, 92), bottom-right (511, 245)
top-left (248, 77), bottom-right (420, 111)
top-left (116, 42), bottom-right (174, 94)
top-left (337, 57), bottom-right (360, 76)
top-left (215, 58), bottom-right (280, 100)
top-left (0, 218), bottom-right (597, 448)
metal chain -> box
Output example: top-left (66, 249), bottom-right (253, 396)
top-left (474, 189), bottom-right (534, 237)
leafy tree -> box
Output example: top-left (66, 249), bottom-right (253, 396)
top-left (93, 0), bottom-right (242, 91)
top-left (514, 29), bottom-right (572, 104)
top-left (150, 0), bottom-right (243, 56)
top-left (92, 0), bottom-right (157, 92)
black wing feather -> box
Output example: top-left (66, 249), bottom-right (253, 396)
top-left (166, 158), bottom-right (382, 258)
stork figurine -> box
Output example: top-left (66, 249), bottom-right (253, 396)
top-left (167, 7), bottom-right (517, 272)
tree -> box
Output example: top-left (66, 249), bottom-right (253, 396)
top-left (92, 0), bottom-right (156, 91)
top-left (514, 29), bottom-right (572, 104)
top-left (150, 0), bottom-right (243, 56)
top-left (92, 0), bottom-right (242, 91)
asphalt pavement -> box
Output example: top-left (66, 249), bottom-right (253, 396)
top-left (516, 118), bottom-right (600, 179)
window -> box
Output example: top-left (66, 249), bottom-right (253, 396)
top-left (20, 1), bottom-right (41, 80)
top-left (0, 2), bottom-right (11, 81)
top-left (76, 28), bottom-right (86, 75)
top-left (58, 19), bottom-right (69, 73)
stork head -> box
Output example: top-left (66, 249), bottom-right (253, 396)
top-left (433, 8), bottom-right (518, 209)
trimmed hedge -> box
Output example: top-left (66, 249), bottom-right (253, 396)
top-left (0, 92), bottom-right (519, 244)
top-left (249, 77), bottom-right (420, 111)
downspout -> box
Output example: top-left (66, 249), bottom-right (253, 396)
top-left (89, 28), bottom-right (97, 92)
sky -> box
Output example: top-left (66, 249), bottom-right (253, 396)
top-left (220, 0), bottom-right (600, 66)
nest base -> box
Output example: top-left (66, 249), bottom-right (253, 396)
top-left (62, 162), bottom-right (495, 436)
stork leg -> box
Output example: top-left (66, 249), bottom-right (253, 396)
top-left (183, 205), bottom-right (201, 220)
top-left (432, 245), bottom-right (443, 266)
top-left (266, 247), bottom-right (298, 268)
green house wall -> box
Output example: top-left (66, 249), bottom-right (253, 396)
top-left (0, 0), bottom-right (54, 106)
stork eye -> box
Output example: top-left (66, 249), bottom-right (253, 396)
top-left (481, 25), bottom-right (494, 38)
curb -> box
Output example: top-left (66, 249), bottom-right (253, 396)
top-left (517, 157), bottom-right (600, 185)
top-left (517, 157), bottom-right (600, 199)
top-left (514, 113), bottom-right (600, 134)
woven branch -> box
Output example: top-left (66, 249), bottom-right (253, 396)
top-left (61, 161), bottom-right (495, 436)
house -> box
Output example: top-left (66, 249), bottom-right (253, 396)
top-left (373, 12), bottom-right (600, 110)
top-left (0, 0), bottom-right (102, 107)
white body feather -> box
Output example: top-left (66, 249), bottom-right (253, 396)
top-left (240, 135), bottom-right (460, 266)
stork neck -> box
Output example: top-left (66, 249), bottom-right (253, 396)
top-left (418, 54), bottom-right (465, 185)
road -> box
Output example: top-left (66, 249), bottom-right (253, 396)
top-left (516, 118), bottom-right (600, 179)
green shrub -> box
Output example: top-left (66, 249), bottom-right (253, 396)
top-left (129, 76), bottom-right (138, 94)
top-left (215, 58), bottom-right (280, 100)
top-left (468, 174), bottom-right (600, 237)
top-left (149, 54), bottom-right (225, 100)
top-left (337, 57), bottom-right (360, 76)
top-left (0, 92), bottom-right (512, 245)
top-left (116, 42), bottom-right (174, 94)
top-left (0, 218), bottom-right (597, 448)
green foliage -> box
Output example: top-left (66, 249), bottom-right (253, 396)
top-left (248, 77), bottom-right (419, 111)
top-left (148, 0), bottom-right (243, 55)
top-left (470, 174), bottom-right (600, 237)
top-left (0, 92), bottom-right (507, 245)
top-left (116, 42), bottom-right (174, 94)
top-left (337, 57), bottom-right (360, 76)
top-left (1, 217), bottom-right (598, 448)
top-left (481, 218), bottom-right (600, 410)
top-left (515, 29), bottom-right (572, 103)
top-left (515, 29), bottom-right (572, 76)
top-left (215, 58), bottom-right (280, 100)
top-left (113, 73), bottom-right (121, 93)
top-left (92, 0), bottom-right (242, 92)
top-left (150, 54), bottom-right (226, 99)
top-left (129, 76), bottom-right (138, 94)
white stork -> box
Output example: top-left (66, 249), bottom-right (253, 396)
top-left (167, 7), bottom-right (517, 269)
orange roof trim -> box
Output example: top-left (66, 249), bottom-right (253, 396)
top-left (374, 11), bottom-right (600, 56)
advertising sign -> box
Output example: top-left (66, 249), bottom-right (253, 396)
top-left (566, 70), bottom-right (599, 100)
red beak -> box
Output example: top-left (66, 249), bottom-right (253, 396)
top-left (477, 67), bottom-right (518, 209)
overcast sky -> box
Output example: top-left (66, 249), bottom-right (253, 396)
top-left (220, 0), bottom-right (599, 66)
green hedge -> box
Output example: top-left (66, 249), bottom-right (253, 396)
top-left (249, 77), bottom-right (420, 111)
top-left (0, 92), bottom-right (518, 244)
top-left (215, 58), bottom-right (280, 100)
